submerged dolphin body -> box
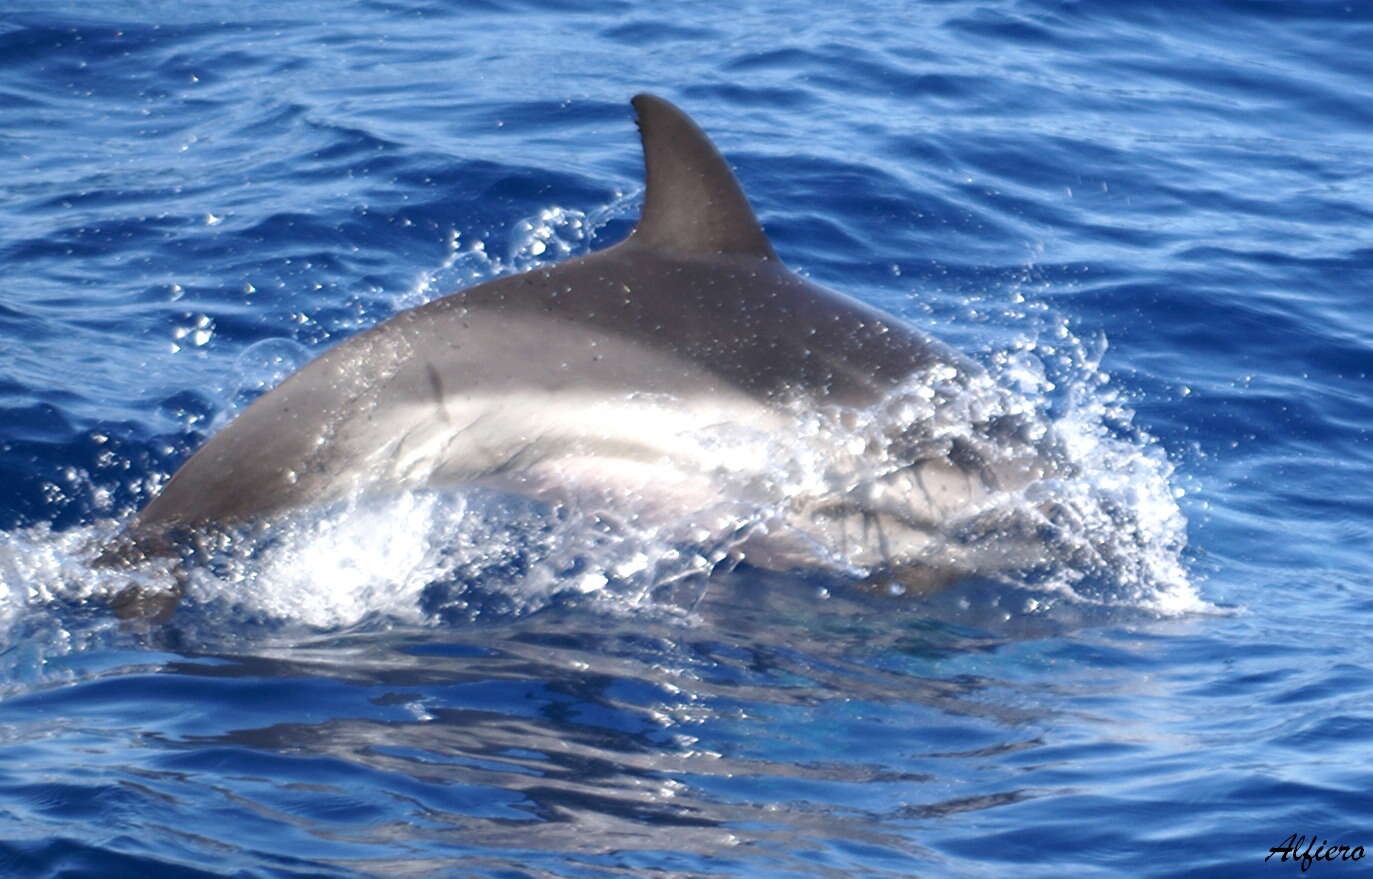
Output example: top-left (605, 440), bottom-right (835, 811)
top-left (103, 94), bottom-right (1056, 608)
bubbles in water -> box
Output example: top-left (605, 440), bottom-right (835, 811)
top-left (234, 338), bottom-right (314, 394)
top-left (188, 492), bottom-right (466, 628)
top-left (508, 207), bottom-right (586, 271)
top-left (397, 194), bottom-right (640, 311)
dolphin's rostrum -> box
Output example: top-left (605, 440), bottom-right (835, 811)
top-left (102, 94), bottom-right (1057, 613)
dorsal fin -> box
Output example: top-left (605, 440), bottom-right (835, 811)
top-left (628, 94), bottom-right (777, 260)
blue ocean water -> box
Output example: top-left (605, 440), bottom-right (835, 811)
top-left (2, 0), bottom-right (1371, 876)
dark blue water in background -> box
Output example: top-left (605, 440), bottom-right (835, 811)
top-left (2, 1), bottom-right (1371, 876)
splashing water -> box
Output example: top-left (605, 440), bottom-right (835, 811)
top-left (0, 198), bottom-right (1200, 660)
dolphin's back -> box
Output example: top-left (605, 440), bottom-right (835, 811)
top-left (430, 242), bottom-right (964, 402)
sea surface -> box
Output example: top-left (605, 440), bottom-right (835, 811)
top-left (1, 1), bottom-right (1371, 876)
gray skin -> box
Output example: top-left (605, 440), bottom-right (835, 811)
top-left (101, 94), bottom-right (1055, 611)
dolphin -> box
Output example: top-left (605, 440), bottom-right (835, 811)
top-left (100, 94), bottom-right (1057, 614)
